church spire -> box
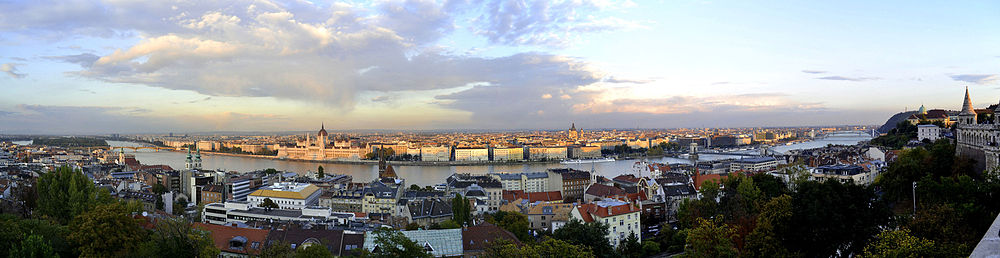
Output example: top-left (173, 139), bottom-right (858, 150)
top-left (961, 86), bottom-right (976, 115)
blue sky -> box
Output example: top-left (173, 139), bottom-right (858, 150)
top-left (0, 0), bottom-right (998, 134)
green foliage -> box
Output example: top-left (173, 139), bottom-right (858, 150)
top-left (451, 194), bottom-right (471, 225)
top-left (485, 211), bottom-right (532, 242)
top-left (138, 217), bottom-right (219, 258)
top-left (784, 180), bottom-right (891, 257)
top-left (365, 228), bottom-right (431, 258)
top-left (36, 165), bottom-right (111, 225)
top-left (404, 223), bottom-right (420, 230)
top-left (859, 229), bottom-right (944, 258)
top-left (9, 234), bottom-right (58, 258)
top-left (743, 195), bottom-right (796, 258)
top-left (699, 181), bottom-right (720, 201)
top-left (260, 241), bottom-right (295, 258)
top-left (552, 219), bottom-right (614, 258)
top-left (870, 121), bottom-right (917, 149)
top-left (430, 220), bottom-right (461, 229)
top-left (317, 165), bottom-right (325, 178)
top-left (68, 202), bottom-right (148, 257)
top-left (0, 215), bottom-right (72, 258)
top-left (653, 225), bottom-right (686, 254)
top-left (616, 232), bottom-right (642, 258)
top-left (296, 244), bottom-right (335, 258)
top-left (263, 168), bottom-right (280, 175)
top-left (483, 238), bottom-right (595, 258)
top-left (640, 240), bottom-right (660, 257)
top-left (683, 217), bottom-right (738, 258)
top-left (260, 198), bottom-right (280, 209)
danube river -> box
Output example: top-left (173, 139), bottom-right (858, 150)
top-left (16, 132), bottom-right (871, 187)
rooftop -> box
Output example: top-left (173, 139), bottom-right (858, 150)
top-left (249, 182), bottom-right (320, 200)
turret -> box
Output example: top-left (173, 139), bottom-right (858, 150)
top-left (958, 87), bottom-right (977, 125)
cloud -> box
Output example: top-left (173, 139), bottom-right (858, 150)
top-left (462, 0), bottom-right (641, 47)
top-left (602, 76), bottom-right (652, 84)
top-left (1, 63), bottom-right (26, 78)
top-left (0, 0), bottom-right (614, 113)
top-left (816, 76), bottom-right (879, 82)
top-left (371, 95), bottom-right (392, 102)
top-left (44, 53), bottom-right (101, 68)
top-left (801, 70), bottom-right (826, 74)
top-left (950, 74), bottom-right (999, 85)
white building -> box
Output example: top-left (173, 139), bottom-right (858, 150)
top-left (421, 146), bottom-right (452, 162)
top-left (247, 182), bottom-right (322, 210)
top-left (490, 172), bottom-right (554, 193)
top-left (729, 157), bottom-right (779, 172)
top-left (917, 124), bottom-right (942, 142)
top-left (491, 147), bottom-right (524, 161)
top-left (571, 200), bottom-right (642, 247)
top-left (202, 201), bottom-right (355, 225)
top-left (454, 148), bottom-right (489, 161)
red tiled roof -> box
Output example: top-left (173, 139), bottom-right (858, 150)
top-left (463, 222), bottom-right (521, 251)
top-left (503, 190), bottom-right (563, 203)
top-left (575, 202), bottom-right (640, 222)
top-left (692, 174), bottom-right (727, 190)
top-left (613, 174), bottom-right (641, 184)
top-left (585, 184), bottom-right (626, 197)
top-left (194, 223), bottom-right (270, 255)
top-left (140, 165), bottom-right (173, 171)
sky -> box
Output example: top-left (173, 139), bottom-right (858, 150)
top-left (0, 0), bottom-right (998, 134)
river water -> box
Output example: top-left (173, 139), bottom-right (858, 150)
top-left (13, 132), bottom-right (871, 187)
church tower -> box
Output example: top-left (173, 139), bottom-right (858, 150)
top-left (185, 147), bottom-right (193, 169)
top-left (958, 87), bottom-right (977, 125)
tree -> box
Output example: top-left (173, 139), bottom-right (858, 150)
top-left (36, 165), bottom-right (111, 225)
top-left (684, 217), bottom-right (738, 258)
top-left (616, 232), bottom-right (642, 258)
top-left (409, 184), bottom-right (421, 191)
top-left (152, 183), bottom-right (168, 195)
top-left (785, 180), bottom-right (891, 257)
top-left (68, 202), bottom-right (148, 257)
top-left (138, 217), bottom-right (219, 258)
top-left (296, 244), bottom-right (334, 258)
top-left (317, 165), bottom-right (325, 178)
top-left (451, 194), bottom-right (471, 225)
top-left (859, 229), bottom-right (942, 258)
top-left (404, 223), bottom-right (421, 230)
top-left (260, 241), bottom-right (295, 258)
top-left (641, 241), bottom-right (660, 257)
top-left (365, 228), bottom-right (431, 258)
top-left (483, 238), bottom-right (595, 258)
top-left (9, 234), bottom-right (57, 258)
top-left (486, 211), bottom-right (532, 242)
top-left (174, 197), bottom-right (189, 215)
top-left (261, 198), bottom-right (280, 210)
top-left (743, 195), bottom-right (796, 258)
top-left (432, 220), bottom-right (461, 229)
top-left (553, 219), bottom-right (614, 258)
top-left (263, 168), bottom-right (280, 175)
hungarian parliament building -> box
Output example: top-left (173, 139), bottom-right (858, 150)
top-left (275, 124), bottom-right (368, 161)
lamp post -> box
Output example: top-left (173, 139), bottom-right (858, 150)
top-left (912, 181), bottom-right (917, 215)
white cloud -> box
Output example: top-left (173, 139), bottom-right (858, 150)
top-left (0, 63), bottom-right (26, 78)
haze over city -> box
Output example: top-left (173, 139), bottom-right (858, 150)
top-left (2, 0), bottom-right (999, 134)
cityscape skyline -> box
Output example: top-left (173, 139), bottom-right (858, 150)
top-left (2, 0), bottom-right (999, 134)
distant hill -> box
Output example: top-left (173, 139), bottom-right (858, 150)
top-left (877, 111), bottom-right (917, 134)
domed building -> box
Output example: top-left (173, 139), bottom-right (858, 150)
top-left (275, 124), bottom-right (368, 161)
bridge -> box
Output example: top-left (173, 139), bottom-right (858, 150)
top-left (102, 146), bottom-right (176, 152)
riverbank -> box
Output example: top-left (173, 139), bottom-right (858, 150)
top-left (175, 149), bottom-right (567, 166)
